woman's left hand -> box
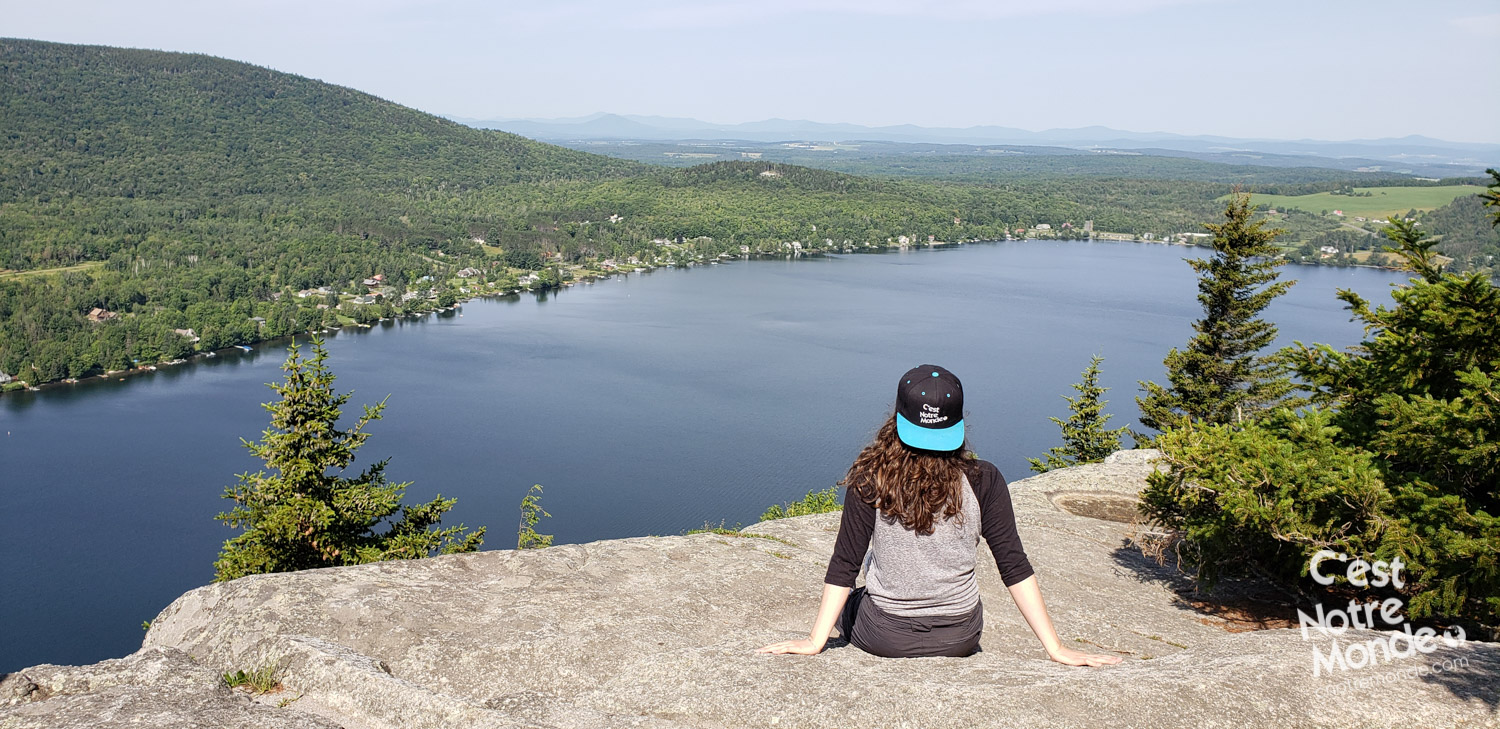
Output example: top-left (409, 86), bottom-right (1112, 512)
top-left (756, 638), bottom-right (823, 655)
top-left (1047, 645), bottom-right (1122, 667)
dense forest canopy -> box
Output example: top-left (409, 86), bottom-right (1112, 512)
top-left (1, 38), bottom-right (1494, 386)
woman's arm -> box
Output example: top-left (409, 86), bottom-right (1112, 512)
top-left (756, 583), bottom-right (850, 655)
top-left (759, 486), bottom-right (874, 655)
top-left (973, 463), bottom-right (1118, 666)
top-left (1007, 575), bottom-right (1121, 667)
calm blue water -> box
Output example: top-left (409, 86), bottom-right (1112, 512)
top-left (0, 241), bottom-right (1406, 670)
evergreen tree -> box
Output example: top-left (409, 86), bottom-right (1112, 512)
top-left (1137, 193), bottom-right (1294, 436)
top-left (516, 484), bottom-right (553, 550)
top-left (1138, 407), bottom-right (1391, 591)
top-left (1481, 168), bottom-right (1500, 218)
top-left (1029, 354), bottom-right (1130, 473)
top-left (1284, 214), bottom-right (1500, 621)
top-left (1140, 197), bottom-right (1500, 624)
top-left (214, 337), bottom-right (484, 581)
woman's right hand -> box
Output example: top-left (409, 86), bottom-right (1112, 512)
top-left (1046, 645), bottom-right (1122, 667)
top-left (756, 638), bottom-right (824, 655)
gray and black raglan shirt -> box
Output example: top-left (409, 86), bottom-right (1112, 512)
top-left (823, 459), bottom-right (1035, 617)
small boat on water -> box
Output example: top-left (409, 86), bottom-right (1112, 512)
top-left (236, 345), bottom-right (252, 352)
top-left (205, 352), bottom-right (216, 358)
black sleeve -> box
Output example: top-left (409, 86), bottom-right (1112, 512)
top-left (823, 487), bottom-right (876, 588)
top-left (970, 460), bottom-right (1036, 587)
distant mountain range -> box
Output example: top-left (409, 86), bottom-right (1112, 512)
top-left (449, 113), bottom-right (1500, 177)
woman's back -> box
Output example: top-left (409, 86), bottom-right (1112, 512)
top-left (865, 472), bottom-right (981, 617)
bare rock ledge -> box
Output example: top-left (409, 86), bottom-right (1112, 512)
top-left (4, 451), bottom-right (1496, 728)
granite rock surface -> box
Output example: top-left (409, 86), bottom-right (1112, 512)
top-left (4, 451), bottom-right (1496, 728)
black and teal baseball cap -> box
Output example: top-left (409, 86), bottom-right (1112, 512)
top-left (895, 364), bottom-right (965, 452)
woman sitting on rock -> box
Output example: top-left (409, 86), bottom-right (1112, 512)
top-left (757, 365), bottom-right (1121, 666)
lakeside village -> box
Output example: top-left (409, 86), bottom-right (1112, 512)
top-left (0, 221), bottom-right (1303, 393)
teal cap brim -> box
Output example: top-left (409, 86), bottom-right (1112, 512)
top-left (895, 412), bottom-right (964, 451)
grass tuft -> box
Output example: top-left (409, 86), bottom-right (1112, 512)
top-left (223, 665), bottom-right (280, 694)
top-left (759, 486), bottom-right (841, 522)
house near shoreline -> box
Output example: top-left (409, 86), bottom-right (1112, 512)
top-left (0, 372), bottom-right (12, 384)
top-left (86, 307), bottom-right (119, 323)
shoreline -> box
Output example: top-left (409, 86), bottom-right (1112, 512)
top-left (0, 237), bottom-right (1409, 398)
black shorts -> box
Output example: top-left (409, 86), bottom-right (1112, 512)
top-left (838, 586), bottom-right (983, 658)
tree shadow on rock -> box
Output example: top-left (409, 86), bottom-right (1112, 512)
top-left (1108, 542), bottom-right (1299, 632)
top-left (1111, 541), bottom-right (1500, 708)
top-left (1415, 641), bottom-right (1500, 709)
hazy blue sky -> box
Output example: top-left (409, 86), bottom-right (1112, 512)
top-left (5, 0), bottom-right (1499, 142)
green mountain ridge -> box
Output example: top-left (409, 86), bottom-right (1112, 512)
top-left (1, 38), bottom-right (642, 198)
top-left (1, 38), bottom-right (1011, 274)
top-left (0, 39), bottom-right (1044, 382)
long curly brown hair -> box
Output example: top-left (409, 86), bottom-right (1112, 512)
top-left (841, 413), bottom-right (973, 535)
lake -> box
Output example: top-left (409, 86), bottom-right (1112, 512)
top-left (0, 240), bottom-right (1408, 671)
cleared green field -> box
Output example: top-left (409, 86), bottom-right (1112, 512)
top-left (1233, 186), bottom-right (1480, 219)
top-left (0, 261), bottom-right (104, 280)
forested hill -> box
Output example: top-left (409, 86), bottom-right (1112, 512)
top-left (0, 39), bottom-right (1038, 383)
top-left (1, 38), bottom-right (641, 200)
top-left (0, 37), bottom-right (1035, 277)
